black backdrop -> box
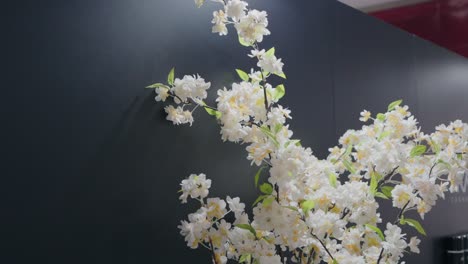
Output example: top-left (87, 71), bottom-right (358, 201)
top-left (2, 0), bottom-right (468, 263)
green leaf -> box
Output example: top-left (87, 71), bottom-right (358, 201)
top-left (381, 186), bottom-right (394, 198)
top-left (370, 173), bottom-right (378, 195)
top-left (260, 183), bottom-right (273, 195)
top-left (238, 35), bottom-right (252, 47)
top-left (254, 167), bottom-right (266, 188)
top-left (388, 99), bottom-right (403, 112)
top-left (387, 99), bottom-right (403, 112)
top-left (253, 195), bottom-right (268, 206)
top-left (333, 260), bottom-right (339, 264)
top-left (430, 140), bottom-right (441, 154)
top-left (274, 72), bottom-right (287, 79)
top-left (260, 126), bottom-right (279, 147)
top-left (167, 67), bottom-right (175, 85)
top-left (376, 113), bottom-right (386, 121)
top-left (204, 107), bottom-right (222, 119)
top-left (285, 139), bottom-right (301, 148)
top-left (301, 200), bottom-right (315, 215)
top-left (410, 145), bottom-right (427, 157)
top-left (145, 83), bottom-right (169, 89)
top-left (378, 130), bottom-right (391, 141)
top-left (402, 218), bottom-right (426, 236)
top-left (437, 159), bottom-right (452, 170)
top-left (345, 144), bottom-right (353, 156)
top-left (328, 171), bottom-right (337, 188)
top-left (375, 192), bottom-right (389, 199)
top-left (262, 196), bottom-right (275, 206)
top-left (457, 153), bottom-right (463, 160)
top-left (236, 69), bottom-right (250, 82)
top-left (342, 159), bottom-right (357, 174)
top-left (283, 205), bottom-right (299, 212)
top-left (366, 224), bottom-right (385, 241)
top-left (239, 254), bottom-right (251, 263)
top-left (261, 236), bottom-right (274, 243)
top-left (235, 224), bottom-right (257, 237)
top-left (253, 259), bottom-right (260, 264)
top-left (274, 124), bottom-right (283, 134)
top-left (399, 216), bottom-right (405, 225)
top-left (270, 84), bottom-right (285, 101)
top-left (265, 47), bottom-right (275, 57)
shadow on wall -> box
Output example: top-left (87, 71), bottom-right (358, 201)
top-left (75, 92), bottom-right (258, 263)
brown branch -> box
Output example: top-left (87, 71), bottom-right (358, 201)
top-left (275, 184), bottom-right (280, 202)
top-left (201, 104), bottom-right (218, 111)
top-left (296, 248), bottom-right (303, 264)
top-left (428, 162), bottom-right (437, 178)
top-left (376, 160), bottom-right (438, 264)
top-left (423, 151), bottom-right (465, 156)
top-left (377, 198), bottom-right (413, 264)
top-left (332, 148), bottom-right (349, 164)
top-left (260, 71), bottom-right (270, 114)
top-left (377, 248), bottom-right (384, 264)
top-left (395, 199), bottom-right (411, 224)
top-left (307, 247), bottom-right (315, 264)
top-left (311, 233), bottom-right (335, 262)
top-left (376, 166), bottom-right (400, 190)
top-left (209, 238), bottom-right (219, 264)
top-left (340, 208), bottom-right (350, 220)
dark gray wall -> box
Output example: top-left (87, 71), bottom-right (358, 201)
top-left (2, 0), bottom-right (467, 263)
top-left (333, 4), bottom-right (468, 264)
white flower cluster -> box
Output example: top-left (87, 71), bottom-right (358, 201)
top-left (216, 81), bottom-right (269, 142)
top-left (148, 1), bottom-right (468, 263)
top-left (254, 49), bottom-right (284, 76)
top-left (209, 0), bottom-right (270, 44)
top-left (172, 75), bottom-right (211, 104)
top-left (179, 173), bottom-right (212, 203)
top-left (151, 72), bottom-right (211, 126)
top-left (178, 175), bottom-right (282, 263)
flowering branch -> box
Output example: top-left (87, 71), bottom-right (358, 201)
top-left (145, 1), bottom-right (468, 263)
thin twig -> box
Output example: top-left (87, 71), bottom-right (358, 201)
top-left (332, 148), bottom-right (349, 165)
top-left (423, 151), bottom-right (465, 156)
top-left (311, 233), bottom-right (335, 262)
top-left (307, 247), bottom-right (315, 264)
top-left (428, 162), bottom-right (437, 178)
top-left (209, 238), bottom-right (219, 264)
top-left (377, 198), bottom-right (412, 264)
top-left (340, 208), bottom-right (350, 220)
top-left (275, 184), bottom-right (280, 202)
top-left (376, 248), bottom-right (384, 264)
top-left (260, 71), bottom-right (270, 114)
top-left (376, 166), bottom-right (400, 190)
top-left (395, 199), bottom-right (411, 224)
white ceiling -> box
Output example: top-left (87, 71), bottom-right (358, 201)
top-left (338, 0), bottom-right (431, 12)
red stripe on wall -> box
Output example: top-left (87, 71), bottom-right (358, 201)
top-left (371, 0), bottom-right (468, 57)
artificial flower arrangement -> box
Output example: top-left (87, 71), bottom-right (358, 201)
top-left (146, 0), bottom-right (468, 263)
